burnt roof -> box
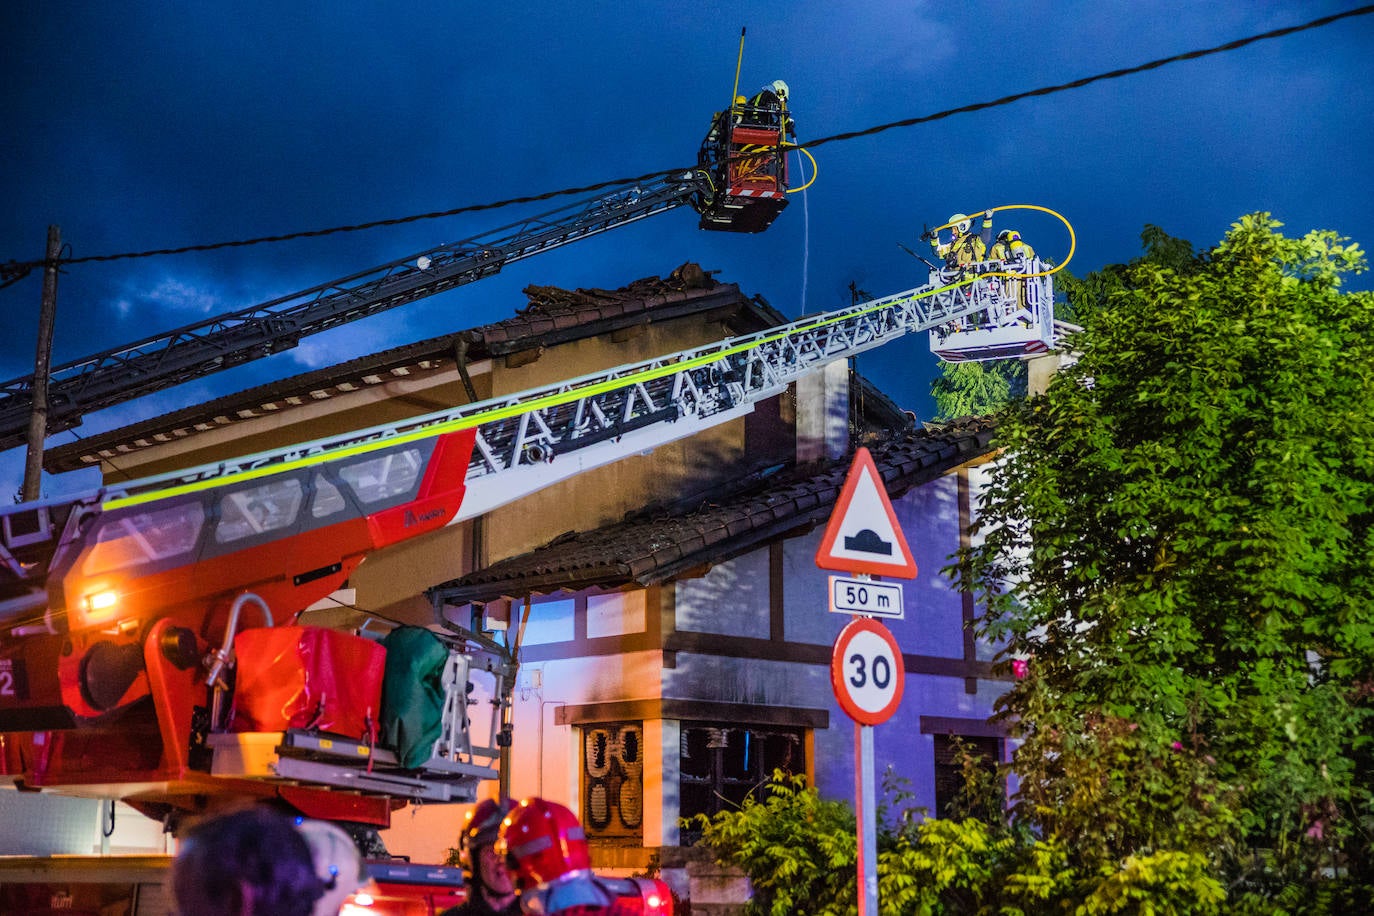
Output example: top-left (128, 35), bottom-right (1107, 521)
top-left (432, 417), bottom-right (997, 605)
top-left (45, 264), bottom-right (786, 473)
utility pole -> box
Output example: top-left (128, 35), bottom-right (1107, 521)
top-left (22, 225), bottom-right (61, 502)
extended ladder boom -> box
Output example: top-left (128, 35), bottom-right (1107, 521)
top-left (0, 173), bottom-right (711, 450)
top-left (0, 262), bottom-right (1045, 626)
top-left (0, 262), bottom-right (1047, 818)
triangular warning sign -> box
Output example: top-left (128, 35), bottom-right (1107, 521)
top-left (814, 447), bottom-right (917, 578)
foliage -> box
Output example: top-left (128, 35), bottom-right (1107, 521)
top-left (693, 767), bottom-right (1230, 915)
top-left (931, 359), bottom-right (1026, 421)
top-left (956, 213), bottom-right (1374, 903)
top-left (688, 771), bottom-right (858, 916)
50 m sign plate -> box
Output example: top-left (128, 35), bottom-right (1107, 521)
top-left (829, 576), bottom-right (903, 619)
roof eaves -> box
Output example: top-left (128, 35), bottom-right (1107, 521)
top-left (433, 418), bottom-right (998, 606)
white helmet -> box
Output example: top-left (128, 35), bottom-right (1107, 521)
top-left (949, 213), bottom-right (971, 234)
top-left (770, 79), bottom-right (789, 101)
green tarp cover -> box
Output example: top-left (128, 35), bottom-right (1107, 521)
top-left (379, 626), bottom-right (449, 768)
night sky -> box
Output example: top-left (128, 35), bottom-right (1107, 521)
top-left (3, 1), bottom-right (1371, 500)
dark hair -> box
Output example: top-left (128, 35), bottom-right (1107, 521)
top-left (173, 806), bottom-right (324, 916)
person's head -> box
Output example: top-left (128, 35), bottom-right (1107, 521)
top-left (496, 797), bottom-right (591, 892)
top-left (949, 213), bottom-right (971, 236)
top-left (460, 798), bottom-right (519, 902)
top-left (295, 818), bottom-right (368, 916)
top-left (770, 79), bottom-right (789, 102)
top-left (998, 229), bottom-right (1020, 244)
top-left (173, 806), bottom-right (323, 916)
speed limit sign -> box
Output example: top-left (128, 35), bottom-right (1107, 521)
top-left (831, 617), bottom-right (905, 725)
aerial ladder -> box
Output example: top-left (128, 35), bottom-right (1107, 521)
top-left (0, 74), bottom-right (1077, 912)
top-left (0, 93), bottom-right (794, 451)
top-left (0, 87), bottom-right (804, 829)
top-left (0, 74), bottom-right (1065, 829)
top-left (0, 254), bottom-right (1050, 821)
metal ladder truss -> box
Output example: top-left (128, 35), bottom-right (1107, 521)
top-left (0, 265), bottom-right (1044, 598)
top-left (928, 260), bottom-right (1056, 362)
top-left (98, 265), bottom-right (1016, 508)
top-left (0, 172), bottom-right (709, 450)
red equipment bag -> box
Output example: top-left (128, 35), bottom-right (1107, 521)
top-left (229, 626), bottom-right (386, 740)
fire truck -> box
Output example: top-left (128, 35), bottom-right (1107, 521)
top-left (0, 83), bottom-right (1062, 914)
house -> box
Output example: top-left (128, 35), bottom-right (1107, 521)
top-left (24, 264), bottom-right (1012, 907)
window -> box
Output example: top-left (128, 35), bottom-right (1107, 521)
top-left (932, 734), bottom-right (1003, 819)
top-left (214, 477), bottom-right (304, 543)
top-left (83, 500), bottom-right (205, 575)
top-left (310, 473), bottom-right (348, 519)
top-left (337, 446), bottom-right (423, 506)
top-left (678, 723), bottom-right (803, 845)
top-left (583, 723), bottom-right (644, 838)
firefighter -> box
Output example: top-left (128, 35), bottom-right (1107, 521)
top-left (443, 798), bottom-right (521, 916)
top-left (172, 806), bottom-right (324, 916)
top-left (296, 818), bottom-right (370, 916)
top-left (989, 229), bottom-right (1035, 262)
top-left (746, 79), bottom-right (796, 138)
top-left (497, 797), bottom-right (615, 915)
top-left (989, 229), bottom-right (1037, 311)
top-left (930, 210), bottom-right (994, 267)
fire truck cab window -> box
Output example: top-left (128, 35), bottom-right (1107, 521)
top-left (337, 447), bottom-right (423, 505)
top-left (310, 473), bottom-right (348, 519)
top-left (83, 500), bottom-right (205, 575)
top-left (214, 478), bottom-right (304, 543)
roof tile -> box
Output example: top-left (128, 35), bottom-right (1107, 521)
top-left (432, 417), bottom-right (998, 605)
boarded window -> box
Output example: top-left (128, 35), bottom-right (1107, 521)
top-left (583, 722), bottom-right (645, 838)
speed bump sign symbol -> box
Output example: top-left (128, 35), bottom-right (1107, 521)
top-left (814, 447), bottom-right (917, 578)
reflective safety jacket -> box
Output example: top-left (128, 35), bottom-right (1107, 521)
top-left (935, 232), bottom-right (987, 266)
top-left (989, 238), bottom-right (1035, 262)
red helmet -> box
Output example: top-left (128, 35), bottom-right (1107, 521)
top-left (459, 798), bottom-right (517, 879)
top-left (496, 797), bottom-right (591, 890)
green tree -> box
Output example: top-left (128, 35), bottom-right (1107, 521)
top-left (931, 359), bottom-right (1026, 421)
top-left (958, 214), bottom-right (1374, 903)
top-left (694, 767), bottom-right (1229, 915)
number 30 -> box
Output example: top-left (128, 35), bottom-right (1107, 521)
top-left (847, 652), bottom-right (891, 690)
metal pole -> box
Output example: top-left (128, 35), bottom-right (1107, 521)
top-left (855, 722), bottom-right (878, 914)
top-left (22, 225), bottom-right (61, 502)
top-left (730, 27), bottom-right (746, 110)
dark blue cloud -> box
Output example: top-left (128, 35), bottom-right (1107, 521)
top-left (2, 1), bottom-right (1371, 498)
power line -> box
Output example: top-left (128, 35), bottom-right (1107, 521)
top-left (6, 4), bottom-right (1371, 274)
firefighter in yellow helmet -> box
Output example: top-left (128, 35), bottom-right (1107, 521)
top-left (989, 228), bottom-right (1038, 312)
top-left (989, 229), bottom-right (1035, 263)
top-left (929, 210), bottom-right (993, 267)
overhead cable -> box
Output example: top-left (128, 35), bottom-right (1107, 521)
top-left (4, 4), bottom-right (1370, 273)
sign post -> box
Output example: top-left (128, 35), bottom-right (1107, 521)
top-left (816, 448), bottom-right (917, 916)
top-left (830, 617), bottom-right (904, 915)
